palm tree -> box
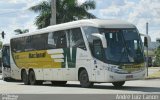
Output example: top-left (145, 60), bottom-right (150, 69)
top-left (29, 0), bottom-right (96, 29)
top-left (14, 29), bottom-right (29, 34)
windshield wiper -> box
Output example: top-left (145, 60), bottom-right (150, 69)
top-left (118, 32), bottom-right (134, 64)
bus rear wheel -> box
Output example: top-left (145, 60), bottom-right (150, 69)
top-left (112, 81), bottom-right (125, 88)
top-left (22, 70), bottom-right (29, 85)
top-left (79, 70), bottom-right (93, 88)
top-left (29, 70), bottom-right (37, 85)
top-left (52, 81), bottom-right (67, 86)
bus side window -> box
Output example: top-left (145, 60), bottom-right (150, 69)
top-left (93, 39), bottom-right (104, 61)
top-left (56, 31), bottom-right (67, 48)
top-left (11, 39), bottom-right (17, 52)
top-left (25, 36), bottom-right (33, 51)
top-left (32, 34), bottom-right (47, 50)
top-left (48, 32), bottom-right (56, 49)
top-left (69, 28), bottom-right (86, 50)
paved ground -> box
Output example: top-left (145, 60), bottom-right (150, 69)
top-left (0, 79), bottom-right (160, 94)
top-left (0, 67), bottom-right (160, 94)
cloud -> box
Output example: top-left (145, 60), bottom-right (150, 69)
top-left (91, 0), bottom-right (160, 41)
top-left (0, 0), bottom-right (39, 42)
top-left (0, 0), bottom-right (160, 42)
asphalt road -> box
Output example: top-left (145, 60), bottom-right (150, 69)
top-left (0, 79), bottom-right (160, 94)
top-left (0, 67), bottom-right (160, 94)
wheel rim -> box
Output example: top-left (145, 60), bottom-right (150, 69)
top-left (81, 73), bottom-right (88, 84)
top-left (22, 72), bottom-right (27, 82)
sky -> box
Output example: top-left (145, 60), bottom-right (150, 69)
top-left (0, 0), bottom-right (160, 43)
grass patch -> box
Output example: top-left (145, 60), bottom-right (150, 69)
top-left (149, 67), bottom-right (160, 69)
top-left (147, 70), bottom-right (160, 79)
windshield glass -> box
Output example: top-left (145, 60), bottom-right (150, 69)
top-left (2, 46), bottom-right (10, 68)
top-left (83, 26), bottom-right (144, 64)
top-left (100, 28), bottom-right (144, 64)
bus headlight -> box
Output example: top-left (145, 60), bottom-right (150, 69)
top-left (107, 66), bottom-right (128, 74)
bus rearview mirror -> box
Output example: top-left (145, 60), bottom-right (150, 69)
top-left (92, 33), bottom-right (107, 48)
top-left (144, 37), bottom-right (148, 47)
top-left (140, 33), bottom-right (151, 47)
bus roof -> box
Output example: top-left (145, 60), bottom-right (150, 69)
top-left (11, 19), bottom-right (136, 39)
top-left (2, 43), bottom-right (10, 46)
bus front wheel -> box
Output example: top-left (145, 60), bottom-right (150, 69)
top-left (79, 70), bottom-right (93, 88)
top-left (112, 81), bottom-right (125, 88)
top-left (22, 70), bottom-right (29, 85)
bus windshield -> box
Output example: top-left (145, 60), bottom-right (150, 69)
top-left (100, 28), bottom-right (144, 64)
top-left (2, 46), bottom-right (10, 68)
top-left (83, 26), bottom-right (144, 65)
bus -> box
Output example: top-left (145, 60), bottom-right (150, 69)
top-left (10, 19), bottom-right (147, 88)
top-left (2, 43), bottom-right (11, 81)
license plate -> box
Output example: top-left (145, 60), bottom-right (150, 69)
top-left (126, 75), bottom-right (133, 79)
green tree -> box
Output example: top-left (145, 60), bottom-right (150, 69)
top-left (154, 48), bottom-right (160, 66)
top-left (29, 0), bottom-right (96, 29)
top-left (0, 41), bottom-right (2, 48)
top-left (14, 29), bottom-right (29, 34)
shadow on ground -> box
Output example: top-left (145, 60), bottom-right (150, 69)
top-left (17, 82), bottom-right (160, 93)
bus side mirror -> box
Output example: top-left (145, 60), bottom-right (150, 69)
top-left (140, 33), bottom-right (151, 47)
top-left (92, 33), bottom-right (107, 48)
top-left (144, 37), bottom-right (148, 47)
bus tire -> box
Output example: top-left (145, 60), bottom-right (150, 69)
top-left (52, 81), bottom-right (67, 86)
top-left (36, 81), bottom-right (43, 85)
top-left (29, 70), bottom-right (37, 85)
top-left (22, 70), bottom-right (29, 85)
top-left (79, 70), bottom-right (93, 88)
top-left (112, 81), bottom-right (125, 88)
top-left (3, 78), bottom-right (9, 82)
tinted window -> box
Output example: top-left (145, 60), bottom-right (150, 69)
top-left (69, 28), bottom-right (86, 50)
top-left (48, 32), bottom-right (57, 49)
top-left (25, 36), bottom-right (33, 51)
top-left (56, 31), bottom-right (67, 48)
top-left (11, 34), bottom-right (48, 52)
top-left (47, 30), bottom-right (67, 49)
top-left (2, 46), bottom-right (10, 68)
top-left (32, 34), bottom-right (47, 50)
top-left (83, 26), bottom-right (100, 53)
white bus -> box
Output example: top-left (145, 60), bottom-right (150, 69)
top-left (10, 19), bottom-right (147, 87)
top-left (2, 43), bottom-right (11, 81)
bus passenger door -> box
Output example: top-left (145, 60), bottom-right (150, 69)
top-left (62, 48), bottom-right (77, 81)
top-left (92, 40), bottom-right (105, 82)
top-left (92, 60), bottom-right (105, 82)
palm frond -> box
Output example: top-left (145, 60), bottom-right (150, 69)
top-left (81, 1), bottom-right (96, 10)
top-left (29, 1), bottom-right (51, 13)
top-left (35, 12), bottom-right (51, 29)
top-left (30, 0), bottom-right (96, 28)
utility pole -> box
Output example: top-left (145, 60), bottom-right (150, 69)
top-left (50, 0), bottom-right (56, 25)
top-left (146, 22), bottom-right (149, 76)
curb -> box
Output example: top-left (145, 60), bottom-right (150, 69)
top-left (145, 77), bottom-right (160, 80)
top-left (149, 67), bottom-right (160, 69)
